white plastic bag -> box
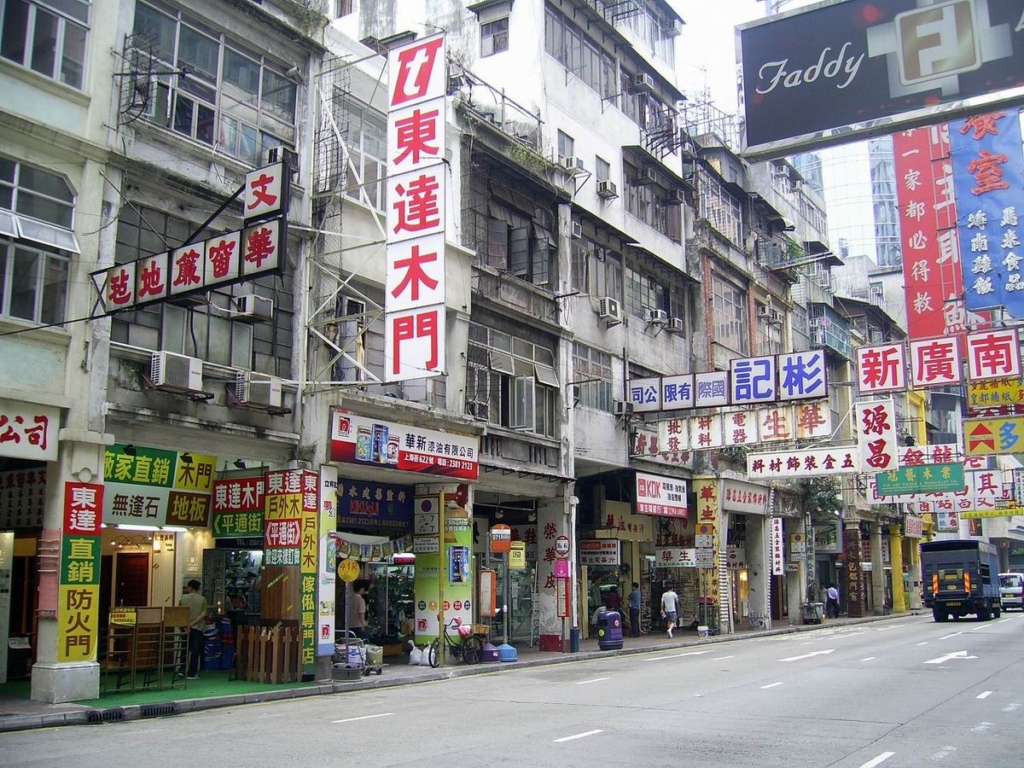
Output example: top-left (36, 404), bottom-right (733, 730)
top-left (409, 646), bottom-right (422, 666)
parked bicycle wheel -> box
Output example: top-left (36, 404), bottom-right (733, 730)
top-left (461, 635), bottom-right (484, 664)
top-left (427, 639), bottom-right (440, 668)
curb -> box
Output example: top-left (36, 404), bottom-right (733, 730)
top-left (0, 612), bottom-right (912, 733)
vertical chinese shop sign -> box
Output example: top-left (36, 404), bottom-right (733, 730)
top-left (58, 482), bottom-right (103, 663)
top-left (951, 109), bottom-right (1024, 319)
top-left (299, 470), bottom-right (319, 676)
top-left (384, 33), bottom-right (447, 382)
top-left (692, 478), bottom-right (721, 627)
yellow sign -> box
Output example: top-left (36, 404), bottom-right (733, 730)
top-left (337, 558), bottom-right (360, 582)
top-left (109, 607), bottom-right (137, 626)
top-left (57, 584), bottom-right (100, 662)
top-left (509, 541), bottom-right (526, 570)
top-left (961, 507), bottom-right (1024, 519)
top-left (965, 416), bottom-right (1024, 456)
top-left (968, 376), bottom-right (1024, 410)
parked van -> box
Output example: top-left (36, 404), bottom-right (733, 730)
top-left (999, 573), bottom-right (1024, 611)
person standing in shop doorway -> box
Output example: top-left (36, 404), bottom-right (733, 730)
top-left (826, 584), bottom-right (840, 619)
top-left (179, 579), bottom-right (207, 680)
top-left (628, 582), bottom-right (642, 638)
top-left (348, 580), bottom-right (369, 640)
top-left (661, 584), bottom-right (680, 638)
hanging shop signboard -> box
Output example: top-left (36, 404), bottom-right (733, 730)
top-left (771, 518), bottom-right (785, 577)
top-left (336, 479), bottom-right (414, 530)
top-left (634, 472), bottom-right (688, 520)
top-left (211, 476), bottom-right (265, 538)
top-left (103, 444), bottom-right (215, 528)
top-left (965, 415), bottom-right (1024, 456)
top-left (875, 463), bottom-right (966, 495)
top-left (655, 548), bottom-right (698, 568)
top-left (722, 479), bottom-right (771, 515)
top-left (579, 539), bottom-right (620, 566)
top-left (264, 469), bottom-right (317, 566)
top-left (330, 410), bottom-right (479, 481)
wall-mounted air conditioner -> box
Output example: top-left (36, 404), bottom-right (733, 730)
top-left (597, 180), bottom-right (618, 199)
top-left (667, 317), bottom-right (684, 333)
top-left (236, 294), bottom-right (274, 323)
top-left (632, 72), bottom-right (655, 94)
top-left (234, 372), bottom-right (283, 408)
top-left (598, 297), bottom-right (622, 325)
top-left (562, 156), bottom-right (584, 173)
top-left (150, 351), bottom-right (203, 391)
top-left (613, 400), bottom-right (634, 417)
top-left (646, 308), bottom-right (668, 325)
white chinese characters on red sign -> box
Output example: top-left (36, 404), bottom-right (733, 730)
top-left (634, 472), bottom-right (688, 520)
top-left (966, 328), bottom-right (1021, 382)
top-left (385, 33), bottom-right (447, 383)
top-left (64, 481), bottom-right (103, 535)
top-left (909, 337), bottom-right (962, 387)
top-left (855, 398), bottom-right (898, 473)
top-left (856, 343), bottom-right (906, 393)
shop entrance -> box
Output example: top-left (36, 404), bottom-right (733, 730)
top-left (114, 552), bottom-right (150, 607)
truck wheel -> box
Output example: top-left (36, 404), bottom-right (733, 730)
top-left (993, 605), bottom-right (1001, 619)
top-left (978, 607), bottom-right (990, 621)
top-left (932, 606), bottom-right (947, 622)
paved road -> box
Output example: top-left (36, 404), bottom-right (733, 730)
top-left (4, 613), bottom-right (1024, 767)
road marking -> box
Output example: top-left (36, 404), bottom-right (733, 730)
top-left (858, 752), bottom-right (895, 768)
top-left (760, 682), bottom-right (783, 689)
top-left (939, 632), bottom-right (962, 640)
top-left (555, 730), bottom-right (603, 743)
top-left (861, 657), bottom-right (876, 662)
top-left (969, 625), bottom-right (986, 632)
top-left (713, 655), bottom-right (734, 661)
top-left (644, 650), bottom-right (710, 661)
top-left (924, 650), bottom-right (977, 665)
top-left (930, 745), bottom-right (957, 761)
top-left (976, 691), bottom-right (993, 700)
top-left (332, 713), bottom-right (394, 724)
top-left (575, 677), bottom-right (609, 685)
top-left (998, 618), bottom-right (1012, 624)
top-left (780, 649), bottom-right (835, 662)
top-left (834, 631), bottom-right (866, 640)
top-left (971, 721), bottom-right (993, 732)
top-left (916, 642), bottom-right (928, 646)
top-left (1002, 703), bottom-right (1021, 712)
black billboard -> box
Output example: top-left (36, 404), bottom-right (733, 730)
top-left (739, 0), bottom-right (1024, 159)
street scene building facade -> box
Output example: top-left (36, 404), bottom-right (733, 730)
top-left (2, 0), bottom-right (1022, 703)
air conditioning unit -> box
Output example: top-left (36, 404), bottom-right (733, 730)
top-left (668, 188), bottom-right (686, 204)
top-left (667, 317), bottom-right (684, 333)
top-left (613, 400), bottom-right (634, 417)
top-left (769, 309), bottom-right (782, 324)
top-left (646, 308), bottom-right (669, 325)
top-left (639, 166), bottom-right (658, 185)
top-left (632, 72), bottom-right (655, 94)
top-left (150, 351), bottom-right (203, 391)
top-left (598, 296), bottom-right (622, 324)
top-left (562, 156), bottom-right (584, 172)
top-left (666, 19), bottom-right (683, 37)
top-left (757, 305), bottom-right (771, 318)
top-left (571, 221), bottom-right (583, 239)
top-left (597, 180), bottom-right (618, 199)
top-left (234, 372), bottom-right (283, 408)
top-left (235, 294), bottom-right (274, 323)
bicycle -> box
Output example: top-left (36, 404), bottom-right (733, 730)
top-left (428, 618), bottom-right (484, 667)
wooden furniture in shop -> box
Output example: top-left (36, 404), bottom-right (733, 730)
top-left (102, 606), bottom-right (190, 694)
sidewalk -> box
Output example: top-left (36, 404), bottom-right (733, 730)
top-left (0, 611), bottom-right (914, 733)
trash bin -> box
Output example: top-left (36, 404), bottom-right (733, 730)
top-left (801, 602), bottom-right (824, 625)
top-left (596, 610), bottom-right (623, 650)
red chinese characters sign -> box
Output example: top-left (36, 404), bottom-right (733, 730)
top-left (855, 398), bottom-right (898, 473)
top-left (385, 33), bottom-right (447, 383)
top-left (966, 328), bottom-right (1021, 382)
top-left (0, 399), bottom-right (58, 462)
top-left (856, 343), bottom-right (906, 394)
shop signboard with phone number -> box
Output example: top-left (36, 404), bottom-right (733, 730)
top-left (329, 410), bottom-right (479, 481)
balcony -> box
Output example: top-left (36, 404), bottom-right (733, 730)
top-left (809, 303), bottom-right (853, 361)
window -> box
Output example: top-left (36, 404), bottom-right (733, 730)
top-left (481, 18), bottom-right (508, 57)
top-left (624, 161), bottom-right (681, 242)
top-left (337, 103), bottom-right (387, 211)
top-left (544, 8), bottom-right (617, 101)
top-left (132, 2), bottom-right (297, 166)
top-left (595, 157), bottom-right (610, 182)
top-left (0, 156), bottom-right (76, 325)
top-left (467, 323), bottom-right (559, 437)
top-left (335, 0), bottom-right (353, 16)
top-left (557, 131), bottom-right (574, 163)
top-left (698, 170), bottom-right (742, 245)
top-left (571, 238), bottom-right (622, 300)
top-left (1, 0), bottom-right (89, 89)
top-left (712, 275), bottom-right (748, 356)
top-left (573, 342), bottom-right (614, 412)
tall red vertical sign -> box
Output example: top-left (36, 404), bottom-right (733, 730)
top-left (892, 126), bottom-right (965, 341)
top-left (385, 34), bottom-right (447, 382)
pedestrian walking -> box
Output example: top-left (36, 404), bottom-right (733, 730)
top-left (628, 582), bottom-right (642, 637)
top-left (661, 584), bottom-right (680, 638)
top-left (826, 584), bottom-right (840, 619)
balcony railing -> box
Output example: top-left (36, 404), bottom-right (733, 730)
top-left (809, 303), bottom-right (852, 360)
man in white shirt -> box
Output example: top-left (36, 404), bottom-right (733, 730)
top-left (661, 585), bottom-right (680, 638)
top-left (826, 584), bottom-right (840, 618)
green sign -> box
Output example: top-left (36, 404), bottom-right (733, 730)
top-left (875, 463), bottom-right (965, 496)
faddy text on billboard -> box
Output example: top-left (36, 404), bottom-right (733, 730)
top-left (738, 0), bottom-right (1024, 158)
